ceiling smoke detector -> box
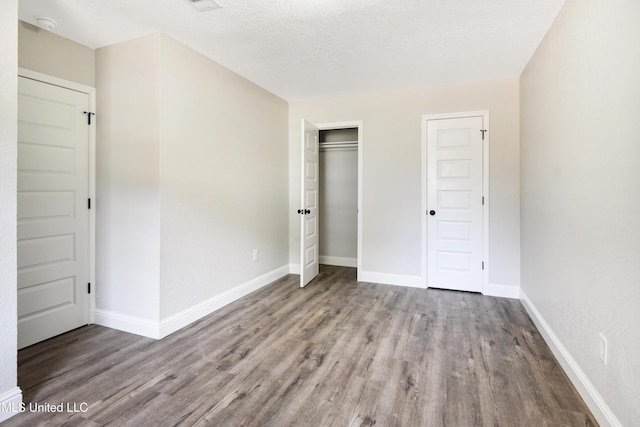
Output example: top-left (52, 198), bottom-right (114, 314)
top-left (36, 17), bottom-right (57, 31)
top-left (186, 0), bottom-right (222, 12)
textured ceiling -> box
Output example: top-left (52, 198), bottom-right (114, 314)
top-left (18, 0), bottom-right (566, 100)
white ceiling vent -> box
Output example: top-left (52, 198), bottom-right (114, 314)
top-left (186, 0), bottom-right (222, 12)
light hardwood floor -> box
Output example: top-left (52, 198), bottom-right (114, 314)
top-left (2, 266), bottom-right (596, 426)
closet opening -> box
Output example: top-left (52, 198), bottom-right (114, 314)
top-left (318, 127), bottom-right (359, 269)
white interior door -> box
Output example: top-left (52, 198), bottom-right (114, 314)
top-left (300, 119), bottom-right (319, 287)
top-left (17, 76), bottom-right (90, 348)
top-left (427, 116), bottom-right (484, 292)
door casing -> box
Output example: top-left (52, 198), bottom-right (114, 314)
top-left (421, 111), bottom-right (489, 293)
top-left (299, 120), bottom-right (363, 282)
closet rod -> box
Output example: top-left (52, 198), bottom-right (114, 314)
top-left (319, 141), bottom-right (358, 150)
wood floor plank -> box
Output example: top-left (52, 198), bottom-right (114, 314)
top-left (1, 266), bottom-right (597, 426)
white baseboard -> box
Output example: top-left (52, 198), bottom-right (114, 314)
top-left (290, 265), bottom-right (516, 297)
top-left (318, 256), bottom-right (357, 268)
top-left (158, 265), bottom-right (289, 338)
top-left (359, 271), bottom-right (425, 288)
top-left (0, 387), bottom-right (23, 423)
top-left (289, 265), bottom-right (424, 289)
top-left (94, 309), bottom-right (162, 339)
top-left (486, 283), bottom-right (520, 299)
top-left (520, 290), bottom-right (621, 427)
top-left (95, 265), bottom-right (290, 340)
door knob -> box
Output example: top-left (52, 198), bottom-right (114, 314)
top-left (429, 210), bottom-right (436, 216)
top-left (304, 209), bottom-right (310, 214)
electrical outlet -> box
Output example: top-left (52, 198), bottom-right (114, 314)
top-left (598, 333), bottom-right (608, 365)
top-left (252, 249), bottom-right (259, 262)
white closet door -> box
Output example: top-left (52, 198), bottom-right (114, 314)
top-left (300, 119), bottom-right (319, 287)
top-left (17, 76), bottom-right (90, 348)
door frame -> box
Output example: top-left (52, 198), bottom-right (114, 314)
top-left (421, 111), bottom-right (489, 294)
top-left (18, 67), bottom-right (96, 322)
top-left (315, 120), bottom-right (363, 282)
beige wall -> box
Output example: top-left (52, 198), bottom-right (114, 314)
top-left (96, 34), bottom-right (289, 324)
top-left (520, 0), bottom-right (640, 425)
top-left (18, 21), bottom-right (95, 87)
top-left (96, 34), bottom-right (162, 320)
top-left (158, 35), bottom-right (289, 317)
top-left (0, 1), bottom-right (19, 421)
top-left (289, 78), bottom-right (521, 290)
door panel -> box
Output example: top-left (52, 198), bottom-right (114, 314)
top-left (300, 119), bottom-right (319, 287)
top-left (427, 116), bottom-right (483, 292)
top-left (17, 76), bottom-right (90, 349)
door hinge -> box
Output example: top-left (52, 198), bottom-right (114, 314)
top-left (480, 129), bottom-right (487, 140)
top-left (88, 198), bottom-right (91, 209)
top-left (482, 196), bottom-right (485, 206)
top-left (87, 283), bottom-right (91, 294)
top-left (83, 111), bottom-right (95, 125)
top-left (482, 262), bottom-right (485, 270)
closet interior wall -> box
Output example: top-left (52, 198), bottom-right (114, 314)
top-left (319, 128), bottom-right (358, 267)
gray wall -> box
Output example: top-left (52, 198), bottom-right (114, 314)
top-left (520, 0), bottom-right (640, 424)
top-left (319, 145), bottom-right (358, 262)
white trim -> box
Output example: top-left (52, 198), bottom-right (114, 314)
top-left (95, 265), bottom-right (290, 340)
top-left (421, 110), bottom-right (490, 294)
top-left (520, 290), bottom-right (622, 427)
top-left (315, 120), bottom-right (363, 282)
top-left (359, 271), bottom-right (425, 289)
top-left (481, 113), bottom-right (490, 294)
top-left (486, 283), bottom-right (520, 299)
top-left (17, 68), bottom-right (97, 324)
top-left (291, 264), bottom-right (426, 290)
top-left (18, 68), bottom-right (94, 94)
top-left (319, 256), bottom-right (357, 268)
top-left (94, 309), bottom-right (161, 339)
top-left (0, 387), bottom-right (23, 423)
